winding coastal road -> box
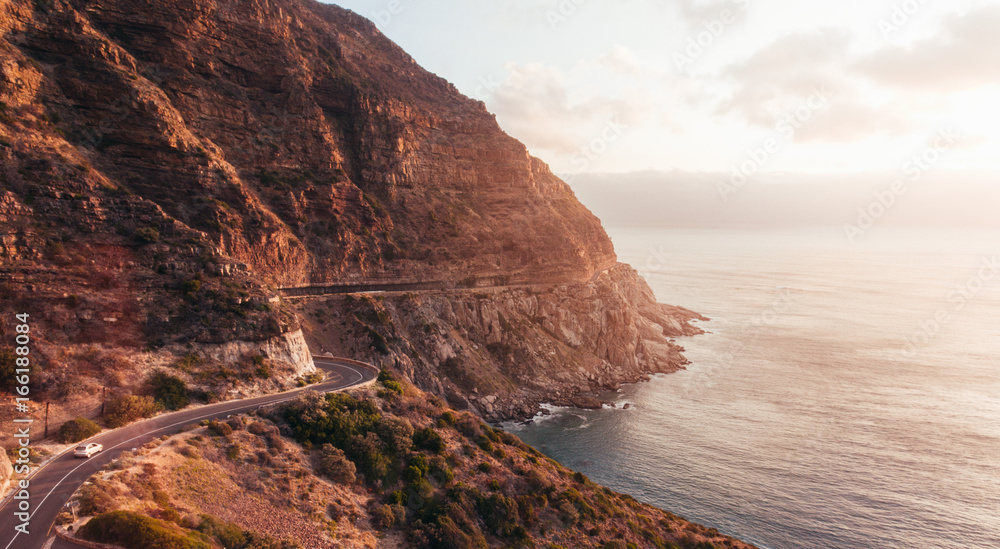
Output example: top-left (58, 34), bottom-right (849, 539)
top-left (279, 265), bottom-right (615, 299)
top-left (0, 358), bottom-right (377, 549)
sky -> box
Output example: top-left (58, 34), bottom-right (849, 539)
top-left (323, 0), bottom-right (1000, 182)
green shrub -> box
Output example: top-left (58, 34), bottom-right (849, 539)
top-left (317, 444), bottom-right (356, 484)
top-left (476, 493), bottom-right (518, 535)
top-left (174, 354), bottom-right (204, 373)
top-left (370, 504), bottom-right (396, 530)
top-left (413, 427), bottom-right (446, 453)
top-left (57, 417), bottom-right (101, 443)
top-left (253, 355), bottom-right (272, 379)
top-left (347, 432), bottom-right (392, 483)
top-left (382, 380), bottom-right (404, 395)
top-left (281, 393), bottom-right (392, 483)
top-left (474, 435), bottom-right (493, 452)
top-left (207, 420), bottom-right (233, 437)
top-left (428, 456), bottom-right (454, 484)
top-left (180, 278), bottom-right (202, 297)
top-left (195, 515), bottom-right (246, 548)
top-left (456, 415), bottom-right (482, 438)
top-left (134, 227), bottom-right (160, 244)
top-left (78, 480), bottom-right (120, 516)
top-left (376, 416), bottom-right (414, 455)
top-left (78, 510), bottom-right (211, 549)
top-left (437, 411), bottom-right (457, 427)
top-left (377, 369), bottom-right (396, 384)
top-left (149, 372), bottom-right (189, 411)
top-left (104, 395), bottom-right (160, 428)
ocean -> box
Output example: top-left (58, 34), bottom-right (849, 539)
top-left (507, 227), bottom-right (1000, 549)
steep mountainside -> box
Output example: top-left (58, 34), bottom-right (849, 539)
top-left (2, 0), bottom-right (615, 288)
top-left (0, 1), bottom-right (753, 547)
top-left (0, 0), bottom-right (700, 428)
top-left (60, 376), bottom-right (756, 549)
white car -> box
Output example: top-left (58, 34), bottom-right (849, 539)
top-left (73, 443), bottom-right (103, 458)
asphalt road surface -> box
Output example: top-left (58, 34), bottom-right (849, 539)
top-left (0, 358), bottom-right (376, 549)
top-left (279, 264), bottom-right (617, 299)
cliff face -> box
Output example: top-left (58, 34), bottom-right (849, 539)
top-left (297, 264), bottom-right (705, 421)
top-left (0, 0), bottom-right (695, 427)
top-left (1, 0), bottom-right (614, 289)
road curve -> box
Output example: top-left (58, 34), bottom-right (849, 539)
top-left (1, 358), bottom-right (377, 549)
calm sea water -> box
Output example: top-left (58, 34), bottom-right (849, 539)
top-left (509, 227), bottom-right (1000, 549)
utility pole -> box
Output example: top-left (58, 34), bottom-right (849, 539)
top-left (101, 386), bottom-right (107, 416)
top-left (44, 402), bottom-right (49, 439)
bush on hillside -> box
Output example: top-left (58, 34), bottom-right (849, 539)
top-left (149, 371), bottom-right (189, 410)
top-left (57, 417), bottom-right (101, 443)
top-left (413, 427), bottom-right (446, 453)
top-left (78, 510), bottom-right (211, 549)
top-left (207, 420), bottom-right (233, 437)
top-left (104, 395), bottom-right (160, 428)
top-left (317, 444), bottom-right (356, 484)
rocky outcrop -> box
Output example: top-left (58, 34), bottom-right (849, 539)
top-left (0, 449), bottom-right (11, 497)
top-left (184, 328), bottom-right (315, 377)
top-left (298, 264), bottom-right (706, 421)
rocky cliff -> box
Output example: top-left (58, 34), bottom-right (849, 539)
top-left (296, 264), bottom-right (705, 421)
top-left (1, 0), bottom-right (614, 288)
top-left (0, 0), bottom-right (699, 428)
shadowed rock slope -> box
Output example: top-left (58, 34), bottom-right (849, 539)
top-left (1, 0), bottom-right (701, 426)
top-left (2, 0), bottom-right (614, 288)
top-left (0, 1), bottom-right (751, 547)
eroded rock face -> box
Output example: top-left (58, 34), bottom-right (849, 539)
top-left (183, 328), bottom-right (315, 376)
top-left (0, 449), bottom-right (12, 497)
top-left (0, 0), bottom-right (614, 289)
top-left (0, 0), bottom-right (693, 424)
top-left (299, 264), bottom-right (706, 421)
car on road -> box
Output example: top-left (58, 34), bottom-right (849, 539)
top-left (73, 443), bottom-right (103, 458)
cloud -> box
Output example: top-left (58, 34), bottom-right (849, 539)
top-left (793, 102), bottom-right (913, 143)
top-left (715, 29), bottom-right (921, 142)
top-left (488, 63), bottom-right (595, 153)
top-left (855, 5), bottom-right (1000, 91)
top-left (584, 45), bottom-right (645, 75)
top-left (488, 47), bottom-right (663, 154)
top-left (674, 0), bottom-right (749, 28)
top-left (718, 29), bottom-right (853, 125)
